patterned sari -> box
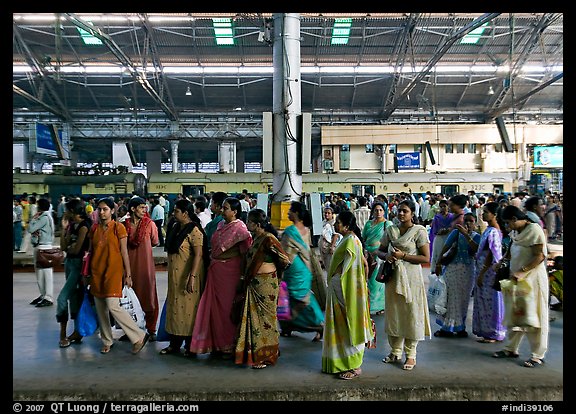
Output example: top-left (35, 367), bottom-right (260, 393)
top-left (322, 233), bottom-right (374, 374)
top-left (189, 219), bottom-right (252, 354)
top-left (279, 225), bottom-right (325, 335)
top-left (472, 226), bottom-right (506, 341)
top-left (362, 219), bottom-right (392, 314)
top-left (234, 232), bottom-right (290, 367)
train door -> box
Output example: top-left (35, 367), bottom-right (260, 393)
top-left (351, 185), bottom-right (375, 196)
top-left (183, 185), bottom-right (206, 198)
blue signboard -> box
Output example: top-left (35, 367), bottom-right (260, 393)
top-left (396, 152), bottom-right (421, 170)
top-left (34, 123), bottom-right (64, 157)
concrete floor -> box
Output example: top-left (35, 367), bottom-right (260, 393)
top-left (13, 244), bottom-right (563, 402)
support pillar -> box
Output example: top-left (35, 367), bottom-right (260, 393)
top-left (270, 13), bottom-right (302, 230)
top-left (218, 141), bottom-right (236, 173)
top-left (170, 140), bottom-right (179, 173)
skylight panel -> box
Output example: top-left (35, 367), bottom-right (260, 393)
top-left (331, 18), bottom-right (352, 45)
top-left (460, 22), bottom-right (489, 45)
top-left (212, 18), bottom-right (235, 46)
top-left (76, 27), bottom-right (103, 45)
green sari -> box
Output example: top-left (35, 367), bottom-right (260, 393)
top-left (322, 233), bottom-right (374, 374)
top-left (362, 219), bottom-right (392, 313)
top-left (279, 225), bottom-right (325, 334)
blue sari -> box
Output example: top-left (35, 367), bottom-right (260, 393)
top-left (279, 225), bottom-right (325, 334)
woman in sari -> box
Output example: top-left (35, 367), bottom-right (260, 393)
top-left (434, 212), bottom-right (480, 338)
top-left (429, 199), bottom-right (453, 272)
top-left (322, 211), bottom-right (374, 380)
top-left (362, 202), bottom-right (392, 316)
top-left (493, 205), bottom-right (549, 368)
top-left (190, 197), bottom-right (252, 359)
top-left (279, 201), bottom-right (325, 342)
top-left (161, 199), bottom-right (208, 356)
top-left (123, 197), bottom-right (159, 341)
top-left (472, 202), bottom-right (506, 343)
top-left (377, 199), bottom-right (431, 371)
top-left (234, 209), bottom-right (291, 369)
top-left (318, 206), bottom-right (341, 282)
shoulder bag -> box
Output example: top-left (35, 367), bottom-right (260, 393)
top-left (36, 248), bottom-right (65, 268)
top-left (375, 260), bottom-right (394, 283)
top-left (493, 241), bottom-right (512, 291)
top-left (440, 234), bottom-right (459, 266)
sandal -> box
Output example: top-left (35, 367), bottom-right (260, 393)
top-left (312, 332), bottom-right (323, 342)
top-left (403, 358), bottom-right (416, 371)
top-left (492, 350), bottom-right (520, 359)
top-left (524, 358), bottom-right (544, 368)
top-left (375, 310), bottom-right (385, 316)
top-left (280, 330), bottom-right (292, 337)
top-left (159, 346), bottom-right (179, 355)
top-left (100, 344), bottom-right (113, 354)
top-left (434, 330), bottom-right (455, 338)
top-left (59, 338), bottom-right (71, 348)
top-left (252, 364), bottom-right (268, 369)
top-left (131, 334), bottom-right (149, 355)
top-left (382, 353), bottom-right (401, 364)
top-left (67, 332), bottom-right (83, 344)
top-left (477, 338), bottom-right (497, 343)
top-left (338, 368), bottom-right (361, 380)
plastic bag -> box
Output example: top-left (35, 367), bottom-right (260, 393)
top-left (277, 280), bottom-right (291, 321)
top-left (501, 279), bottom-right (539, 328)
top-left (156, 301), bottom-right (170, 342)
top-left (77, 290), bottom-right (98, 337)
top-left (427, 274), bottom-right (447, 315)
top-left (118, 286), bottom-right (146, 330)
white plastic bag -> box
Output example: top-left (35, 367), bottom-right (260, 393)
top-left (118, 286), bottom-right (146, 330)
top-left (427, 274), bottom-right (447, 315)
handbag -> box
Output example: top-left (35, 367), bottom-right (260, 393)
top-left (493, 241), bottom-right (512, 291)
top-left (77, 289), bottom-right (98, 337)
top-left (375, 260), bottom-right (394, 283)
top-left (439, 236), bottom-right (458, 266)
top-left (277, 280), bottom-right (291, 321)
top-left (36, 248), bottom-right (65, 268)
top-left (493, 259), bottom-right (510, 291)
top-left (81, 251), bottom-right (91, 277)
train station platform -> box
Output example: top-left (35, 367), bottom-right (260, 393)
top-left (12, 241), bottom-right (564, 402)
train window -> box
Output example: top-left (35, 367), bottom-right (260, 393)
top-left (414, 144), bottom-right (422, 153)
top-left (365, 144), bottom-right (374, 153)
top-left (494, 143), bottom-right (503, 153)
top-left (342, 144), bottom-right (350, 152)
top-left (445, 144), bottom-right (453, 153)
top-left (467, 144), bottom-right (477, 154)
top-left (456, 144), bottom-right (465, 154)
top-left (389, 144), bottom-right (396, 154)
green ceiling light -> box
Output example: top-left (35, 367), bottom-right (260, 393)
top-left (212, 18), bottom-right (234, 45)
top-left (76, 26), bottom-right (103, 45)
top-left (331, 18), bottom-right (352, 45)
top-left (460, 22), bottom-right (489, 45)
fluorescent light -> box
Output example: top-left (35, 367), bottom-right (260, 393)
top-left (185, 86), bottom-right (192, 96)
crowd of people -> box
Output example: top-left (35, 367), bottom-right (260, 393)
top-left (13, 186), bottom-right (563, 377)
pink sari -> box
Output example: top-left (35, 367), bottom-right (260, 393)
top-left (189, 219), bottom-right (252, 354)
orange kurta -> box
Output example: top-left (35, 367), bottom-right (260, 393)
top-left (89, 221), bottom-right (127, 298)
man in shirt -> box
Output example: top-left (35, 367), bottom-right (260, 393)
top-left (150, 198), bottom-right (165, 247)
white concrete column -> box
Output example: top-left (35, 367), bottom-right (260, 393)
top-left (170, 140), bottom-right (179, 173)
top-left (218, 141), bottom-right (236, 173)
